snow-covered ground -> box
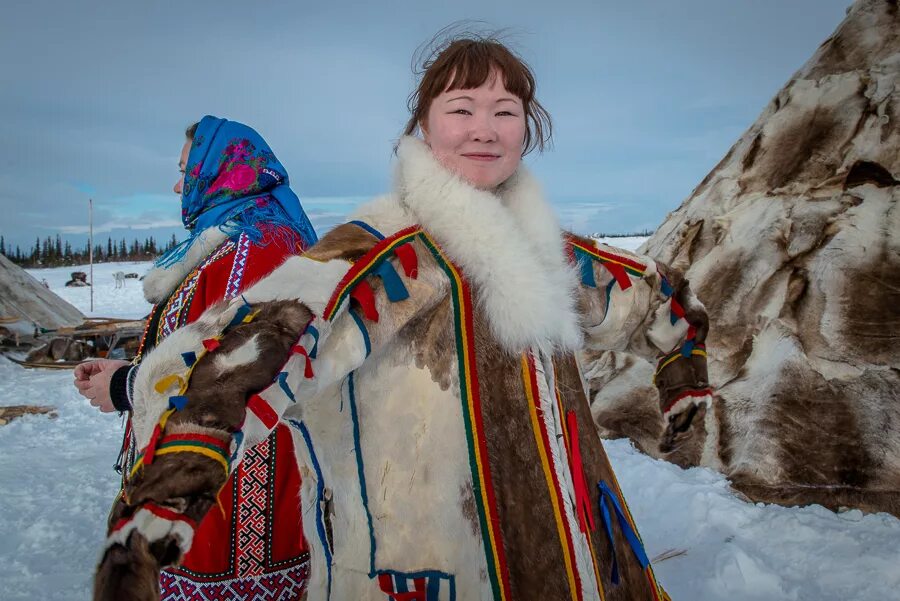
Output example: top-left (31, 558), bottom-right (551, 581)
top-left (3, 249), bottom-right (899, 600)
top-left (26, 261), bottom-right (154, 320)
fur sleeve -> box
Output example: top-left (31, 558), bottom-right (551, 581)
top-left (566, 233), bottom-right (712, 417)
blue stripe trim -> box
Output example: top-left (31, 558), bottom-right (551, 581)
top-left (660, 276), bottom-right (674, 298)
top-left (277, 371), bottom-right (296, 402)
top-left (349, 308), bottom-right (371, 357)
top-left (348, 373), bottom-right (379, 577)
top-left (350, 219), bottom-right (385, 240)
top-left (291, 419), bottom-right (333, 599)
top-left (578, 252), bottom-right (597, 288)
top-left (306, 324), bottom-right (320, 358)
top-left (598, 480), bottom-right (650, 587)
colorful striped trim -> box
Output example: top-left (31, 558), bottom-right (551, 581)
top-left (130, 432), bottom-right (231, 479)
top-left (568, 238), bottom-right (647, 278)
top-left (654, 345), bottom-right (707, 381)
top-left (551, 380), bottom-right (607, 601)
top-left (603, 473), bottom-right (667, 600)
top-left (322, 226), bottom-right (421, 321)
top-left (376, 569), bottom-right (455, 601)
top-left (420, 232), bottom-right (512, 601)
top-left (522, 353), bottom-right (583, 601)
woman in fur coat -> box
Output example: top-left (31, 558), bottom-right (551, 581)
top-left (80, 116), bottom-right (316, 599)
top-left (95, 40), bottom-right (712, 601)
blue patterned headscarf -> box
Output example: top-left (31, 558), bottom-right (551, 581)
top-left (156, 115), bottom-right (317, 266)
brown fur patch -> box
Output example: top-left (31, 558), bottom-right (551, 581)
top-left (96, 299), bottom-right (312, 599)
top-left (303, 222), bottom-right (379, 263)
top-left (741, 107), bottom-right (843, 193)
top-left (471, 320), bottom-right (573, 600)
top-left (756, 364), bottom-right (876, 497)
top-left (838, 252), bottom-right (900, 364)
top-left (554, 355), bottom-right (660, 599)
top-left (94, 531), bottom-right (162, 601)
top-left (400, 296), bottom-right (456, 390)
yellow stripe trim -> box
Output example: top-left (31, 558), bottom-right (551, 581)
top-left (423, 232), bottom-right (507, 601)
top-left (573, 243), bottom-right (647, 275)
top-left (654, 348), bottom-right (707, 381)
top-left (325, 232), bottom-right (419, 320)
top-left (522, 354), bottom-right (580, 601)
top-left (155, 446), bottom-right (230, 476)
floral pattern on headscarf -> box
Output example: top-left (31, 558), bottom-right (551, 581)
top-left (157, 116), bottom-right (317, 267)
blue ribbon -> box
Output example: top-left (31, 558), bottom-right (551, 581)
top-left (374, 260), bottom-right (409, 302)
top-left (306, 324), bottom-right (320, 359)
top-left (579, 254), bottom-right (597, 288)
top-left (181, 351), bottom-right (197, 367)
top-left (660, 276), bottom-right (674, 298)
top-left (597, 480), bottom-right (650, 585)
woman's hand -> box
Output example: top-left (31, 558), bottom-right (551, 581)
top-left (74, 359), bottom-right (131, 412)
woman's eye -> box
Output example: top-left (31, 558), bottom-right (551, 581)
top-left (450, 109), bottom-right (471, 115)
top-left (496, 111), bottom-right (516, 117)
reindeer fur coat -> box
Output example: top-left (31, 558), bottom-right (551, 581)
top-left (96, 137), bottom-right (712, 601)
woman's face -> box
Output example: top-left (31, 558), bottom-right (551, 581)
top-left (423, 73), bottom-right (526, 190)
top-left (173, 139), bottom-right (192, 195)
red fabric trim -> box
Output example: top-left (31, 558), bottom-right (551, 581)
top-left (670, 298), bottom-right (686, 320)
top-left (350, 280), bottom-right (379, 322)
top-left (291, 344), bottom-right (315, 378)
top-left (143, 423), bottom-right (163, 465)
top-left (602, 261), bottom-right (633, 290)
top-left (378, 573), bottom-right (394, 593)
top-left (143, 502), bottom-right (199, 529)
top-left (247, 394), bottom-right (279, 430)
top-left (322, 226), bottom-right (420, 319)
top-left (202, 338), bottom-right (221, 352)
top-left (662, 389), bottom-right (712, 414)
top-left (565, 411), bottom-right (596, 533)
top-left (394, 242), bottom-right (419, 279)
top-left (160, 432), bottom-right (230, 451)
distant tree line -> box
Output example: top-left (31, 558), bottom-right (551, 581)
top-left (588, 229), bottom-right (655, 239)
top-left (0, 234), bottom-right (180, 268)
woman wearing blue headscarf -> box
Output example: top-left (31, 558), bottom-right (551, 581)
top-left (77, 116), bottom-right (314, 600)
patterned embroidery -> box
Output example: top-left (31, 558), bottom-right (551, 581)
top-left (160, 560), bottom-right (309, 601)
top-left (376, 571), bottom-right (455, 601)
top-left (237, 436), bottom-right (272, 576)
top-left (158, 239), bottom-right (237, 341)
top-left (225, 233), bottom-right (252, 301)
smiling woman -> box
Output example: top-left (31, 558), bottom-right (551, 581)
top-left (96, 33), bottom-right (711, 601)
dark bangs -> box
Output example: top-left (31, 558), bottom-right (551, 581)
top-left (404, 37), bottom-right (552, 155)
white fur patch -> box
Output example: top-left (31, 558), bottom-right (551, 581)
top-left (142, 228), bottom-right (230, 303)
top-left (395, 136), bottom-right (583, 354)
top-left (104, 505), bottom-right (196, 556)
top-left (213, 334), bottom-right (260, 373)
top-left (241, 255), bottom-right (351, 317)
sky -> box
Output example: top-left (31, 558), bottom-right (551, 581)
top-left (0, 0), bottom-right (853, 251)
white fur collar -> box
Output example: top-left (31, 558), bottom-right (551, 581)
top-left (142, 227), bottom-right (230, 303)
top-left (393, 136), bottom-right (582, 355)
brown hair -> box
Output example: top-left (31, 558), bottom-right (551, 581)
top-left (403, 32), bottom-right (552, 155)
top-left (185, 121), bottom-right (199, 140)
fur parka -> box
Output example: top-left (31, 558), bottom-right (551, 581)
top-left (95, 137), bottom-right (712, 601)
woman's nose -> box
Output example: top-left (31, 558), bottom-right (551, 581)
top-left (469, 115), bottom-right (498, 143)
top-left (174, 177), bottom-right (183, 195)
